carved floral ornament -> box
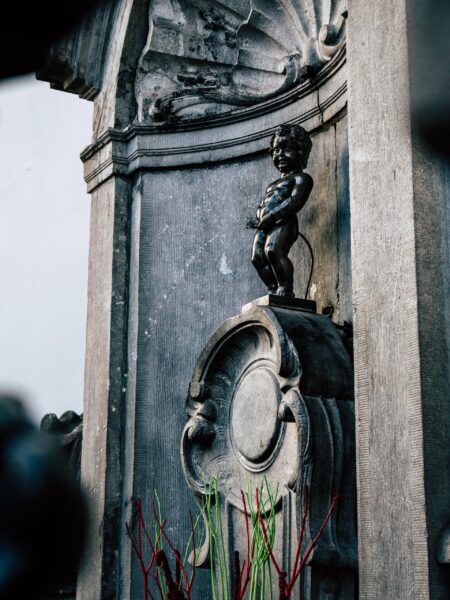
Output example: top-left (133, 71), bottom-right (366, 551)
top-left (135, 0), bottom-right (347, 122)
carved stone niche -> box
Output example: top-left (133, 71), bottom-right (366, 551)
top-left (136, 0), bottom-right (347, 122)
top-left (181, 303), bottom-right (356, 599)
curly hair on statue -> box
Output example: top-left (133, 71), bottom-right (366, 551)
top-left (269, 123), bottom-right (312, 169)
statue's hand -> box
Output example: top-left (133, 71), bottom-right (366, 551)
top-left (257, 212), bottom-right (276, 232)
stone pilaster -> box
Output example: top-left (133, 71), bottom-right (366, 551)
top-left (77, 173), bottom-right (131, 600)
top-left (347, 0), bottom-right (450, 597)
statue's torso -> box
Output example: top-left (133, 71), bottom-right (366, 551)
top-left (257, 177), bottom-right (295, 221)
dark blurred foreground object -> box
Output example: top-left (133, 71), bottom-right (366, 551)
top-left (0, 0), bottom-right (104, 80)
top-left (409, 0), bottom-right (450, 157)
top-left (41, 410), bottom-right (83, 485)
top-left (0, 396), bottom-right (86, 600)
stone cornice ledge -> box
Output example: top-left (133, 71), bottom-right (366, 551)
top-left (81, 52), bottom-right (346, 192)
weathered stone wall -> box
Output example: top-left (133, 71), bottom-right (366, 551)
top-left (123, 112), bottom-right (350, 599)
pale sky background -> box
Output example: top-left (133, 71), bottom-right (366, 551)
top-left (0, 74), bottom-right (93, 422)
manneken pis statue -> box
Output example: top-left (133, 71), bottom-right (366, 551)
top-left (251, 123), bottom-right (313, 297)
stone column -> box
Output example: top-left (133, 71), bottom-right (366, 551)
top-left (346, 1), bottom-right (450, 597)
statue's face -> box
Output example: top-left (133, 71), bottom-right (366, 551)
top-left (271, 135), bottom-right (301, 173)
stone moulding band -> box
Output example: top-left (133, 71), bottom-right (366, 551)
top-left (81, 51), bottom-right (346, 191)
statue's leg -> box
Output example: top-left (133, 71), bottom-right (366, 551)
top-left (264, 220), bottom-right (298, 296)
top-left (252, 232), bottom-right (277, 292)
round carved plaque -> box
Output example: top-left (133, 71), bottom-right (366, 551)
top-left (230, 364), bottom-right (281, 466)
top-left (182, 310), bottom-right (301, 508)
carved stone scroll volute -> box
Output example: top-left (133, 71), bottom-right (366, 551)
top-left (181, 305), bottom-right (357, 599)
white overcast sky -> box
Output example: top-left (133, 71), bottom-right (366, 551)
top-left (0, 74), bottom-right (93, 422)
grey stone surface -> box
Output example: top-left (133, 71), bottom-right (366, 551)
top-left (291, 115), bottom-right (351, 321)
top-left (231, 365), bottom-right (281, 462)
top-left (126, 156), bottom-right (269, 599)
top-left (182, 305), bottom-right (356, 598)
top-left (347, 0), bottom-right (450, 597)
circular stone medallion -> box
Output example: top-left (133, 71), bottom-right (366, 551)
top-left (230, 365), bottom-right (282, 467)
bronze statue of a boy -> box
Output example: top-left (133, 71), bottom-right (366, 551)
top-left (251, 123), bottom-right (313, 297)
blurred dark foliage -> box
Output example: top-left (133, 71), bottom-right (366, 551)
top-left (0, 396), bottom-right (86, 600)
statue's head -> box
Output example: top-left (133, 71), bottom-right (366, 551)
top-left (269, 123), bottom-right (312, 172)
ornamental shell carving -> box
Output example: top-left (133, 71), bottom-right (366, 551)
top-left (135, 0), bottom-right (347, 122)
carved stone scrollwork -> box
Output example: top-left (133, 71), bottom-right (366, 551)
top-left (181, 304), bottom-right (356, 599)
top-left (136, 0), bottom-right (347, 122)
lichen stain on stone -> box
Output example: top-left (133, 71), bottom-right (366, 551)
top-left (219, 253), bottom-right (233, 275)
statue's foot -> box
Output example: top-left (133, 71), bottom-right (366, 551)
top-left (268, 286), bottom-right (277, 295)
top-left (276, 286), bottom-right (295, 298)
